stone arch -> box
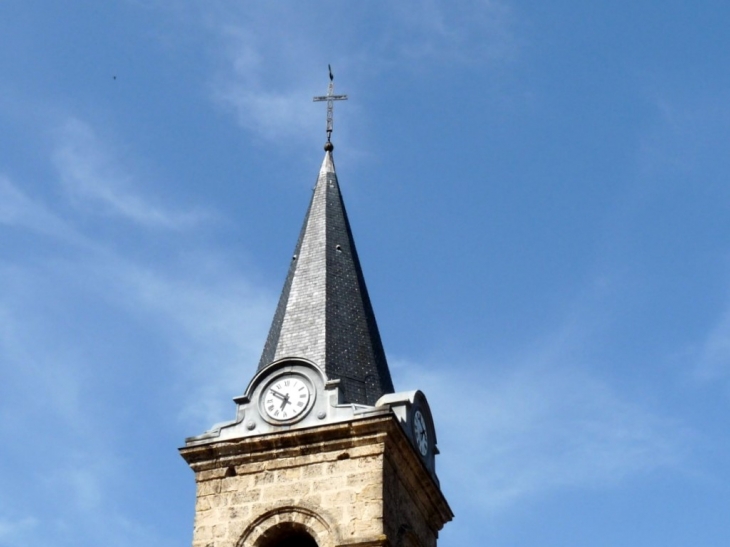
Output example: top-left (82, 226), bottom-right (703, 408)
top-left (237, 506), bottom-right (337, 547)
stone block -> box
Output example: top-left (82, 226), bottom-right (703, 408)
top-left (194, 525), bottom-right (212, 541)
top-left (263, 481), bottom-right (311, 501)
top-left (347, 470), bottom-right (380, 489)
top-left (275, 467), bottom-right (302, 483)
top-left (195, 496), bottom-right (212, 512)
top-left (302, 464), bottom-right (323, 478)
top-left (253, 471), bottom-right (275, 486)
top-left (197, 480), bottom-right (221, 496)
top-left (213, 523), bottom-right (227, 538)
top-left (231, 489), bottom-right (261, 505)
top-left (203, 493), bottom-right (223, 509)
top-left (313, 475), bottom-right (347, 491)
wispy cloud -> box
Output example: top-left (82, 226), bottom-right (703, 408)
top-left (0, 111), bottom-right (274, 545)
top-left (51, 118), bottom-right (210, 229)
top-left (211, 24), bottom-right (321, 143)
top-left (697, 307), bottom-right (730, 383)
top-left (183, 0), bottom-right (517, 143)
top-left (392, 355), bottom-right (687, 513)
top-left (0, 175), bottom-right (78, 241)
top-left (387, 0), bottom-right (517, 63)
top-left (0, 516), bottom-right (39, 547)
top-left (78, 251), bottom-right (275, 427)
top-left (386, 259), bottom-right (691, 514)
top-left (0, 228), bottom-right (270, 547)
top-left (632, 94), bottom-right (730, 389)
top-left (0, 304), bottom-right (164, 546)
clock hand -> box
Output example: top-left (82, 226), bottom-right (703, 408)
top-left (279, 395), bottom-right (290, 410)
top-left (270, 389), bottom-right (287, 400)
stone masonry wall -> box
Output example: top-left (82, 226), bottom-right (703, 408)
top-left (190, 440), bottom-right (386, 547)
top-left (382, 455), bottom-right (437, 547)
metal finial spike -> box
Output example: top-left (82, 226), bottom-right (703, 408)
top-left (313, 66), bottom-right (348, 142)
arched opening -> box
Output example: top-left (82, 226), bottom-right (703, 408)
top-left (272, 531), bottom-right (318, 547)
top-left (257, 523), bottom-right (318, 547)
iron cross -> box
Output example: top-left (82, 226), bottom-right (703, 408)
top-left (313, 65), bottom-right (348, 142)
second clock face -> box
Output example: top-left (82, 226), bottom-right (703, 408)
top-left (263, 376), bottom-right (311, 421)
top-left (413, 409), bottom-right (428, 456)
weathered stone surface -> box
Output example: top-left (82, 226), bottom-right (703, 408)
top-left (180, 415), bottom-right (452, 547)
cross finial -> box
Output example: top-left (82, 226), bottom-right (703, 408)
top-left (313, 65), bottom-right (348, 145)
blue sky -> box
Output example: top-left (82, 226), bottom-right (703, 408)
top-left (1, 1), bottom-right (729, 546)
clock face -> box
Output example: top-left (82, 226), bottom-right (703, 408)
top-left (413, 410), bottom-right (428, 456)
top-left (263, 375), bottom-right (311, 422)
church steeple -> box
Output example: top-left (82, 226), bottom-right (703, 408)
top-left (181, 74), bottom-right (451, 547)
top-left (257, 144), bottom-right (394, 406)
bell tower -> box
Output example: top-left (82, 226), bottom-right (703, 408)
top-left (180, 75), bottom-right (452, 547)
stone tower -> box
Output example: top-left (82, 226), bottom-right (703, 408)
top-left (180, 141), bottom-right (453, 547)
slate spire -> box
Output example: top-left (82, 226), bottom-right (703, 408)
top-left (257, 144), bottom-right (394, 406)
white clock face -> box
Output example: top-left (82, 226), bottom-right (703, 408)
top-left (413, 410), bottom-right (428, 456)
top-left (263, 376), bottom-right (311, 421)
